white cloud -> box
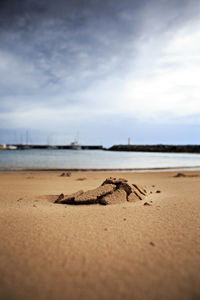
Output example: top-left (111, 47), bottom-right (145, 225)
top-left (113, 19), bottom-right (200, 121)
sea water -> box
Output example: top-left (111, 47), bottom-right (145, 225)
top-left (0, 149), bottom-right (200, 169)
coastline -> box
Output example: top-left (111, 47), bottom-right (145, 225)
top-left (0, 165), bottom-right (200, 173)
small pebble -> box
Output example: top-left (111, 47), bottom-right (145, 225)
top-left (144, 202), bottom-right (151, 206)
top-left (60, 172), bottom-right (71, 177)
top-left (150, 242), bottom-right (155, 246)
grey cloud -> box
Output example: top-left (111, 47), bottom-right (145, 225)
top-left (0, 2), bottom-right (142, 103)
top-left (0, 0), bottom-right (145, 25)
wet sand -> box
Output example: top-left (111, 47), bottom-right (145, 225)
top-left (0, 171), bottom-right (200, 300)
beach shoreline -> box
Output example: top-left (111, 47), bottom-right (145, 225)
top-left (1, 165), bottom-right (200, 173)
top-left (1, 170), bottom-right (200, 299)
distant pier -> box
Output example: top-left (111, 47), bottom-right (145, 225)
top-left (8, 144), bottom-right (103, 150)
top-left (108, 144), bottom-right (200, 154)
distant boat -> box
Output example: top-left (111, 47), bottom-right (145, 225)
top-left (8, 145), bottom-right (17, 150)
top-left (70, 141), bottom-right (82, 150)
top-left (0, 144), bottom-right (17, 150)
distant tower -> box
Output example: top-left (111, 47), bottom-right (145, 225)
top-left (128, 137), bottom-right (131, 145)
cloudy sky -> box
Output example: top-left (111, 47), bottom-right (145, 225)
top-left (0, 0), bottom-right (200, 146)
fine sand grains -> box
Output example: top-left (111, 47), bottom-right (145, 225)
top-left (0, 171), bottom-right (200, 300)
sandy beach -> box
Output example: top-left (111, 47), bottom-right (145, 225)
top-left (0, 171), bottom-right (200, 300)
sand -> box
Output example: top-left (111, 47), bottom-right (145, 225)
top-left (0, 171), bottom-right (200, 300)
top-left (55, 177), bottom-right (147, 205)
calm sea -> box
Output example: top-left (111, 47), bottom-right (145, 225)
top-left (0, 149), bottom-right (200, 170)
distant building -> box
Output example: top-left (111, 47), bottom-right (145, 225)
top-left (0, 144), bottom-right (7, 149)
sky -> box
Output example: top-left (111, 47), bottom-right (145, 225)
top-left (0, 0), bottom-right (200, 146)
